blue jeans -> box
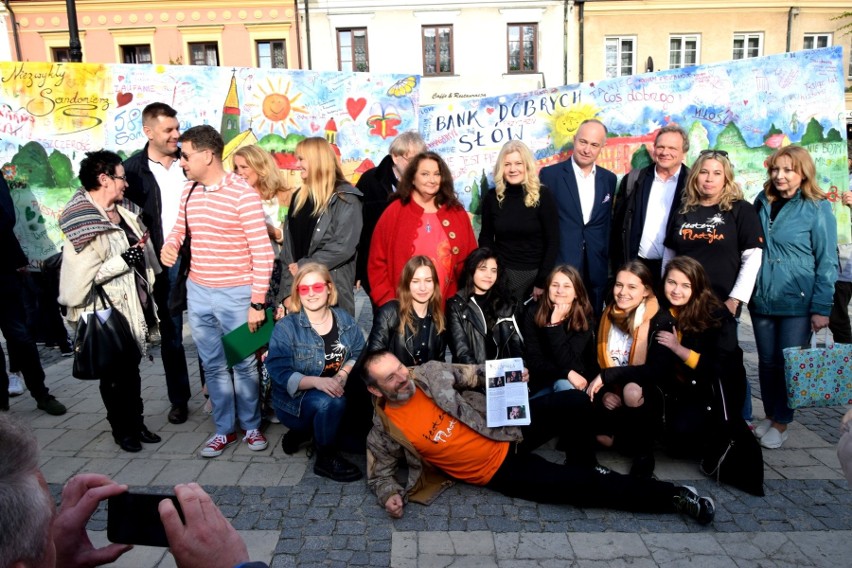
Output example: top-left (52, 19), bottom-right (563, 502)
top-left (274, 389), bottom-right (346, 448)
top-left (187, 280), bottom-right (260, 434)
top-left (529, 378), bottom-right (575, 400)
top-left (751, 313), bottom-right (811, 425)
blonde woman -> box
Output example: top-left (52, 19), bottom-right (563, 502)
top-left (479, 140), bottom-right (559, 302)
top-left (234, 144), bottom-right (295, 306)
top-left (278, 137), bottom-right (363, 315)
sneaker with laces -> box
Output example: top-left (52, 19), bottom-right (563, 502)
top-left (7, 373), bottom-right (25, 396)
top-left (200, 432), bottom-right (237, 458)
top-left (673, 485), bottom-right (715, 525)
top-left (244, 429), bottom-right (268, 451)
top-left (752, 418), bottom-right (773, 439)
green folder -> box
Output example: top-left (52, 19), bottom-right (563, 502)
top-left (222, 309), bottom-right (275, 368)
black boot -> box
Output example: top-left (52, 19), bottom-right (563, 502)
top-left (139, 425), bottom-right (161, 444)
top-left (314, 448), bottom-right (362, 482)
top-left (281, 428), bottom-right (312, 455)
top-left (113, 434), bottom-right (142, 452)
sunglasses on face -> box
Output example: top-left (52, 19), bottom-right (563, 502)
top-left (297, 282), bottom-right (328, 295)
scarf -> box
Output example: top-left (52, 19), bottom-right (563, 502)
top-left (59, 188), bottom-right (115, 253)
top-left (597, 296), bottom-right (659, 368)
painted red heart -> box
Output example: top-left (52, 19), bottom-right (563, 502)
top-left (310, 122), bottom-right (319, 132)
top-left (743, 99), bottom-right (749, 105)
top-left (485, 107), bottom-right (494, 114)
top-left (117, 75), bottom-right (124, 82)
top-left (346, 98), bottom-right (367, 120)
top-left (116, 92), bottom-right (133, 108)
top-left (589, 82), bottom-right (595, 87)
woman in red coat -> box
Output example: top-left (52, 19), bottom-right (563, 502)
top-left (368, 152), bottom-right (476, 307)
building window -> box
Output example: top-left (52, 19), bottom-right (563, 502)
top-left (605, 36), bottom-right (636, 78)
top-left (803, 33), bottom-right (832, 50)
top-left (669, 34), bottom-right (699, 69)
top-left (732, 33), bottom-right (762, 60)
top-left (422, 25), bottom-right (453, 76)
top-left (51, 47), bottom-right (71, 62)
top-left (122, 45), bottom-right (152, 64)
top-left (189, 42), bottom-right (219, 66)
top-left (507, 23), bottom-right (537, 73)
top-left (257, 40), bottom-right (287, 69)
top-left (337, 29), bottom-right (369, 72)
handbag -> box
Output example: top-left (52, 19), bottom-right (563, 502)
top-left (72, 284), bottom-right (142, 380)
top-left (167, 182), bottom-right (199, 316)
top-left (784, 330), bottom-right (852, 409)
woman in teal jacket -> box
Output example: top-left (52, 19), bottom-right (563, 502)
top-left (750, 145), bottom-right (838, 450)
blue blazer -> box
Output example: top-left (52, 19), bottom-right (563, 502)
top-left (539, 159), bottom-right (616, 312)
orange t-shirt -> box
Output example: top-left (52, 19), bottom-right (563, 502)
top-left (384, 387), bottom-right (509, 485)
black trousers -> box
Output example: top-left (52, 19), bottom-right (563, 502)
top-left (521, 388), bottom-right (596, 466)
top-left (829, 281), bottom-right (852, 344)
top-left (0, 272), bottom-right (50, 408)
top-left (152, 259), bottom-right (192, 406)
top-left (99, 365), bottom-right (144, 440)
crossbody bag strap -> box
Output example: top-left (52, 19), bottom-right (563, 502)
top-left (183, 182), bottom-right (199, 239)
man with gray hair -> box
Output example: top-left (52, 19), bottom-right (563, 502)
top-left (610, 124), bottom-right (691, 288)
top-left (355, 131), bottom-right (426, 297)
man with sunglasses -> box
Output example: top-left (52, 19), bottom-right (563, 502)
top-left (161, 126), bottom-right (274, 458)
top-left (123, 102), bottom-right (194, 426)
top-left (610, 124), bottom-right (690, 289)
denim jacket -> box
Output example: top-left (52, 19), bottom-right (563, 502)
top-left (265, 307), bottom-right (365, 417)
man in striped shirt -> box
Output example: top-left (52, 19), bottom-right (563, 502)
top-left (161, 125), bottom-right (274, 458)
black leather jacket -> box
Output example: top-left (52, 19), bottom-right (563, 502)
top-left (446, 294), bottom-right (523, 364)
top-left (366, 300), bottom-right (446, 366)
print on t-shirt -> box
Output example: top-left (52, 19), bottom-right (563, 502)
top-left (426, 410), bottom-right (457, 444)
top-left (678, 212), bottom-right (726, 244)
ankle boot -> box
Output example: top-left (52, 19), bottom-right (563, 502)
top-left (313, 448), bottom-right (362, 482)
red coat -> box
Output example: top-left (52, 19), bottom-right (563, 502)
top-left (368, 198), bottom-right (477, 306)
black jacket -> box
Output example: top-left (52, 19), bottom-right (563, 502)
top-left (123, 144), bottom-right (183, 261)
top-left (521, 302), bottom-right (599, 395)
top-left (355, 154), bottom-right (397, 293)
top-left (446, 294), bottom-right (523, 364)
top-left (366, 300), bottom-right (446, 366)
top-left (609, 163), bottom-right (689, 274)
top-left (0, 177), bottom-right (27, 274)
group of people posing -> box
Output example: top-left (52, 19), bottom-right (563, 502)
top-left (47, 103), bottom-right (841, 524)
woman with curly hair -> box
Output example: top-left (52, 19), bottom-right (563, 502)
top-left (479, 140), bottom-right (559, 302)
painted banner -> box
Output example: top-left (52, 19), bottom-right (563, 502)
top-left (0, 62), bottom-right (420, 262)
top-left (420, 47), bottom-right (849, 240)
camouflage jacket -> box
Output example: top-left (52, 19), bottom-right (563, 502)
top-left (366, 360), bottom-right (524, 508)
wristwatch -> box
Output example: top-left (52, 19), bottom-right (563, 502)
top-left (250, 302), bottom-right (265, 311)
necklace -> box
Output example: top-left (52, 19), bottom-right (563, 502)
top-left (308, 310), bottom-right (331, 327)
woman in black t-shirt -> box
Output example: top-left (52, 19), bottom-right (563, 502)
top-left (663, 150), bottom-right (764, 316)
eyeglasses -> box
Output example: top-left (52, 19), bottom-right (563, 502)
top-left (108, 174), bottom-right (128, 182)
top-left (699, 149), bottom-right (729, 159)
top-left (297, 282), bottom-right (328, 295)
top-left (180, 150), bottom-right (206, 161)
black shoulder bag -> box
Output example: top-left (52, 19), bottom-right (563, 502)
top-left (73, 284), bottom-right (142, 380)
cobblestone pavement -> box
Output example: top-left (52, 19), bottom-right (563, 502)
top-left (4, 289), bottom-right (852, 566)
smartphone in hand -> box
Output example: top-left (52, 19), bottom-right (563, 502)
top-left (107, 492), bottom-right (183, 547)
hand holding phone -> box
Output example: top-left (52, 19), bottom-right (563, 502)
top-left (108, 492), bottom-right (182, 547)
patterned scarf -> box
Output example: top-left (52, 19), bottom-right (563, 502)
top-left (597, 296), bottom-right (659, 368)
top-left (59, 188), bottom-right (114, 253)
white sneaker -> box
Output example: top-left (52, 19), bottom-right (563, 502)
top-left (752, 418), bottom-right (773, 439)
top-left (760, 427), bottom-right (789, 449)
top-left (7, 373), bottom-right (24, 396)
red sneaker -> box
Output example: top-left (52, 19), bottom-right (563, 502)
top-left (244, 429), bottom-right (268, 451)
top-left (200, 432), bottom-right (237, 458)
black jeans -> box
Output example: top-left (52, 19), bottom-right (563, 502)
top-left (829, 281), bottom-right (852, 344)
top-left (99, 365), bottom-right (144, 440)
top-left (520, 388), bottom-right (596, 466)
top-left (152, 259), bottom-right (191, 406)
top-left (0, 271), bottom-right (50, 407)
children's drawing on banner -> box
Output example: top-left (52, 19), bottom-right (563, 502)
top-left (420, 47), bottom-right (849, 240)
top-left (0, 62), bottom-right (420, 262)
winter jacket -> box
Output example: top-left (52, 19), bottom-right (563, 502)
top-left (366, 300), bottom-right (446, 366)
top-left (751, 190), bottom-right (838, 317)
top-left (265, 307), bottom-right (365, 418)
top-left (445, 294), bottom-right (523, 364)
top-left (277, 184), bottom-right (363, 314)
top-left (366, 360), bottom-right (523, 508)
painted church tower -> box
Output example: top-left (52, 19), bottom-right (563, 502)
top-left (221, 70), bottom-right (241, 144)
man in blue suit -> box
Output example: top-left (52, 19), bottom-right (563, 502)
top-left (540, 119), bottom-right (616, 316)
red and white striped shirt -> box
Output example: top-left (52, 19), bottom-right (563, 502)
top-left (165, 172), bottom-right (273, 303)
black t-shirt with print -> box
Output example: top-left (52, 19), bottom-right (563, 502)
top-left (320, 313), bottom-right (345, 377)
top-left (665, 200), bottom-right (763, 300)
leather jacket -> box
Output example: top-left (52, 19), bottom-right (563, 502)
top-left (367, 300), bottom-right (447, 366)
top-left (446, 294), bottom-right (523, 364)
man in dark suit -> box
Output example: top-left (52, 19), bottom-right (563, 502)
top-left (540, 119), bottom-right (616, 316)
top-left (609, 124), bottom-right (690, 289)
